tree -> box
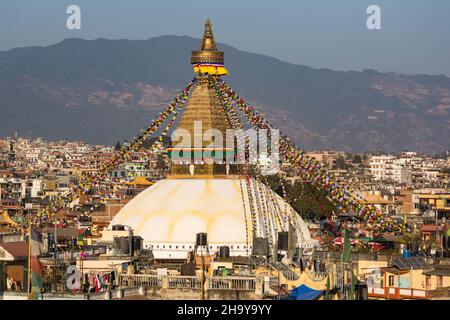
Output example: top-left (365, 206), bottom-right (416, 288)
top-left (156, 155), bottom-right (167, 170)
top-left (352, 154), bottom-right (362, 164)
top-left (114, 141), bottom-right (121, 152)
top-left (285, 181), bottom-right (335, 220)
top-left (334, 156), bottom-right (348, 170)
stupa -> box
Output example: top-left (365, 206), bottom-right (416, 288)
top-left (106, 20), bottom-right (317, 259)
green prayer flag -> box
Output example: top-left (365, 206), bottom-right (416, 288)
top-left (350, 272), bottom-right (358, 300)
top-left (342, 229), bottom-right (351, 263)
top-left (326, 274), bottom-right (331, 300)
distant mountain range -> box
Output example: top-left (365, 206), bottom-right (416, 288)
top-left (0, 35), bottom-right (449, 153)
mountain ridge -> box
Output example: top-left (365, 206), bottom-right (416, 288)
top-left (0, 36), bottom-right (449, 153)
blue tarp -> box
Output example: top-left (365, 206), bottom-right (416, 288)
top-left (287, 284), bottom-right (324, 300)
top-left (402, 249), bottom-right (411, 258)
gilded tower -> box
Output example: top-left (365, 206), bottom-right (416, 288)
top-left (170, 20), bottom-right (234, 176)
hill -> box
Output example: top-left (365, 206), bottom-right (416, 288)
top-left (0, 36), bottom-right (449, 153)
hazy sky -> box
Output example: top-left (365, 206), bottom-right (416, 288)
top-left (0, 0), bottom-right (449, 76)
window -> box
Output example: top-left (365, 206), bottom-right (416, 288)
top-left (389, 275), bottom-right (395, 286)
top-left (175, 246), bottom-right (178, 249)
top-left (437, 276), bottom-right (443, 288)
top-left (426, 275), bottom-right (431, 290)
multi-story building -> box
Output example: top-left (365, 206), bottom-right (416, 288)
top-left (367, 152), bottom-right (449, 186)
top-left (0, 172), bottom-right (43, 206)
top-left (306, 151), bottom-right (339, 170)
top-left (368, 155), bottom-right (397, 181)
top-left (396, 189), bottom-right (450, 218)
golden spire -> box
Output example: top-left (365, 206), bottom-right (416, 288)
top-left (191, 19), bottom-right (224, 65)
top-left (200, 19), bottom-right (217, 51)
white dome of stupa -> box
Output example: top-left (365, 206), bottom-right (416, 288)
top-left (108, 177), bottom-right (317, 259)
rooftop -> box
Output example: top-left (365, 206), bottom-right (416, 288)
top-left (0, 241), bottom-right (29, 259)
top-left (423, 265), bottom-right (450, 277)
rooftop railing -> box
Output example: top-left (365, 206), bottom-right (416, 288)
top-left (117, 274), bottom-right (257, 291)
top-left (118, 274), bottom-right (162, 288)
top-left (208, 276), bottom-right (256, 291)
top-left (168, 276), bottom-right (201, 289)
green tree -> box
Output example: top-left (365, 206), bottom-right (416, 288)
top-left (285, 181), bottom-right (335, 219)
top-left (260, 176), bottom-right (336, 220)
top-left (352, 154), bottom-right (362, 164)
top-left (334, 156), bottom-right (348, 170)
top-left (156, 155), bottom-right (167, 170)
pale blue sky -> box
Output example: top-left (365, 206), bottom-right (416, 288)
top-left (0, 0), bottom-right (449, 75)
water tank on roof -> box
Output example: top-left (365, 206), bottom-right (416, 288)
top-left (132, 236), bottom-right (143, 255)
top-left (114, 236), bottom-right (130, 255)
top-left (252, 238), bottom-right (269, 256)
top-left (277, 232), bottom-right (288, 251)
top-left (219, 246), bottom-right (230, 258)
top-left (196, 233), bottom-right (207, 246)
